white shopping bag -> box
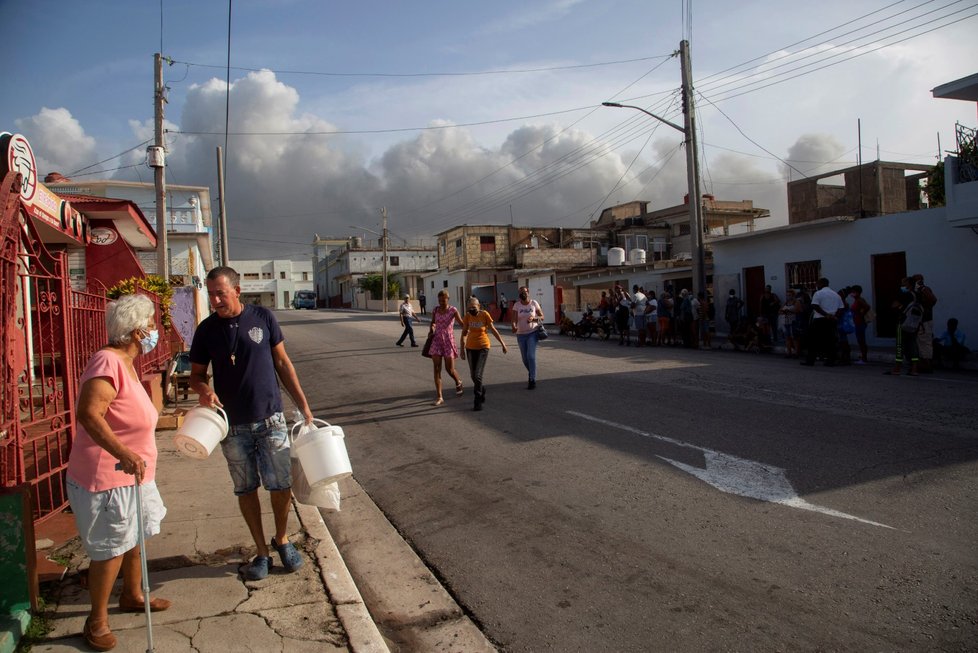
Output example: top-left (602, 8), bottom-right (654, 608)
top-left (290, 421), bottom-right (342, 511)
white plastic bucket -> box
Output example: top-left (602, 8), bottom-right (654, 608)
top-left (174, 406), bottom-right (229, 459)
top-left (291, 418), bottom-right (352, 487)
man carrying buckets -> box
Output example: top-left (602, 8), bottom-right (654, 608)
top-left (189, 266), bottom-right (314, 580)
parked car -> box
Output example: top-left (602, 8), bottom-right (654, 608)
top-left (293, 290), bottom-right (317, 309)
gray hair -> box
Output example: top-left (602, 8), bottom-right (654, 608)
top-left (106, 294), bottom-right (155, 345)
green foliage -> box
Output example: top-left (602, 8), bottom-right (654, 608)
top-left (358, 273), bottom-right (400, 300)
top-left (924, 161), bottom-right (945, 207)
top-left (106, 274), bottom-right (174, 327)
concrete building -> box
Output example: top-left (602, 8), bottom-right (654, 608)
top-left (932, 72), bottom-right (978, 229)
top-left (429, 224), bottom-right (608, 319)
top-left (325, 237), bottom-right (438, 309)
top-left (312, 234), bottom-right (352, 307)
top-left (558, 198), bottom-right (770, 315)
top-left (711, 207), bottom-right (977, 346)
top-left (786, 161), bottom-right (932, 224)
top-left (230, 258), bottom-right (314, 309)
top-left (44, 177), bottom-right (216, 288)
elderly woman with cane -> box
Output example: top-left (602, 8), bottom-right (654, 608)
top-left (66, 294), bottom-right (169, 651)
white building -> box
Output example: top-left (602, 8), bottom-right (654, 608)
top-left (230, 259), bottom-right (314, 309)
top-left (45, 177), bottom-right (216, 327)
top-left (711, 207), bottom-right (978, 346)
top-left (326, 237), bottom-right (438, 308)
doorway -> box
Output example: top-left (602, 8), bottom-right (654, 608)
top-left (871, 251), bottom-right (906, 338)
top-left (743, 266), bottom-right (765, 322)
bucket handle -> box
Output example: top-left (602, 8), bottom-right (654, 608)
top-left (196, 405), bottom-right (228, 428)
top-left (290, 417), bottom-right (333, 440)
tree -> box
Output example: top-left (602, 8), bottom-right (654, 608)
top-left (358, 273), bottom-right (400, 300)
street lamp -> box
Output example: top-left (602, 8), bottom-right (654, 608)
top-left (603, 92), bottom-right (706, 298)
top-left (349, 208), bottom-right (390, 312)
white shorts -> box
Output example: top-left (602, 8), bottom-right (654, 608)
top-left (67, 476), bottom-right (167, 561)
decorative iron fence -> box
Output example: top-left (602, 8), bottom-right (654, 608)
top-left (1, 172), bottom-right (171, 525)
top-left (955, 122), bottom-right (978, 183)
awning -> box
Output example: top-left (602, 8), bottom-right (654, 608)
top-left (58, 194), bottom-right (157, 249)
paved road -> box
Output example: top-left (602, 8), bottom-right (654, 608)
top-left (279, 309), bottom-right (978, 652)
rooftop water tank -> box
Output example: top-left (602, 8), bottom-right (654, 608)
top-left (608, 247), bottom-right (625, 266)
top-left (629, 248), bottom-right (646, 265)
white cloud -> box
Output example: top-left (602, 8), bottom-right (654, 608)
top-left (15, 107), bottom-right (96, 176)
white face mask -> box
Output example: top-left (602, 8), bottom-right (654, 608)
top-left (139, 329), bottom-right (160, 354)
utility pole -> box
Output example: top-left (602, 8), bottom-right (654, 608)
top-left (381, 207), bottom-right (389, 312)
top-left (216, 146), bottom-right (230, 266)
top-left (152, 52), bottom-right (169, 279)
top-left (602, 40), bottom-right (706, 297)
top-left (679, 40), bottom-right (706, 298)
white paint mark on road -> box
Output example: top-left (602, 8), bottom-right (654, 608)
top-left (567, 411), bottom-right (893, 529)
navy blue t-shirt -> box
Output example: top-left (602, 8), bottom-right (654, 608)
top-left (189, 304), bottom-right (284, 426)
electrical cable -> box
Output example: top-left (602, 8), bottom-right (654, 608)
top-left (395, 59), bottom-right (678, 223)
top-left (586, 122), bottom-right (660, 226)
top-left (696, 90), bottom-right (806, 179)
top-left (697, 0), bottom-right (973, 99)
top-left (170, 104), bottom-right (603, 136)
top-left (167, 54), bottom-right (674, 78)
top-left (68, 140), bottom-right (153, 176)
top-left (707, 8), bottom-right (978, 104)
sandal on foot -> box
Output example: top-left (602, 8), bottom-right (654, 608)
top-left (242, 555), bottom-right (272, 580)
top-left (270, 538), bottom-right (304, 572)
top-left (432, 397), bottom-right (444, 406)
top-left (455, 383), bottom-right (464, 396)
top-left (84, 618), bottom-right (117, 652)
top-left (119, 596), bottom-right (172, 613)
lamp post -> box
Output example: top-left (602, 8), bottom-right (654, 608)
top-left (602, 42), bottom-right (706, 298)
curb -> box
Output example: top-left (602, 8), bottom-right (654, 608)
top-left (293, 501), bottom-right (391, 653)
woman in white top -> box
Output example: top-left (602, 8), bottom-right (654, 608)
top-left (511, 286), bottom-right (545, 389)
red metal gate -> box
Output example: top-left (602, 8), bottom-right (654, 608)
top-left (1, 171), bottom-right (78, 523)
top-left (2, 171), bottom-right (172, 525)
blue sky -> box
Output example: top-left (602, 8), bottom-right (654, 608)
top-left (2, 0), bottom-right (976, 257)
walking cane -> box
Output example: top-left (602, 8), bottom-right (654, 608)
top-left (117, 462), bottom-right (154, 652)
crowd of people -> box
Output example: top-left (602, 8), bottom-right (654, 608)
top-left (576, 274), bottom-right (968, 373)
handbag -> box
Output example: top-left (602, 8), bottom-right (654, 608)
top-left (536, 324), bottom-right (549, 340)
top-left (421, 333), bottom-right (434, 358)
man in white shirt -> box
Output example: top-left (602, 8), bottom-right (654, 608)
top-left (631, 285), bottom-right (648, 346)
top-left (396, 295), bottom-right (420, 347)
top-left (802, 277), bottom-right (844, 366)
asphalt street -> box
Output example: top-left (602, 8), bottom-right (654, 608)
top-left (278, 309), bottom-right (978, 652)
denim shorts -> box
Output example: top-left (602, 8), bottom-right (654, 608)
top-left (221, 412), bottom-right (292, 495)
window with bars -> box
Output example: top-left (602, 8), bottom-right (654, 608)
top-left (785, 260), bottom-right (821, 293)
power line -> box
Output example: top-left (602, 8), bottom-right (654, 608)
top-left (696, 90), bottom-right (806, 178)
top-left (169, 104), bottom-right (601, 137)
top-left (68, 139), bottom-right (153, 176)
top-left (167, 54), bottom-right (673, 79)
top-left (698, 3), bottom-right (978, 103)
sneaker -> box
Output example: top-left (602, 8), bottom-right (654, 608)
top-left (527, 380), bottom-right (536, 390)
top-left (270, 538), bottom-right (304, 572)
top-left (243, 555), bottom-right (272, 580)
top-left (410, 343), bottom-right (419, 347)
top-left (396, 342), bottom-right (404, 347)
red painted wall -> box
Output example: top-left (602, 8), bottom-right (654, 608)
top-left (85, 219), bottom-right (146, 288)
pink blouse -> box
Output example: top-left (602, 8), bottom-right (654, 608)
top-left (67, 350), bottom-right (159, 492)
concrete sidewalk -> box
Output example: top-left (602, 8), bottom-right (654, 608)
top-left (32, 426), bottom-right (389, 653)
